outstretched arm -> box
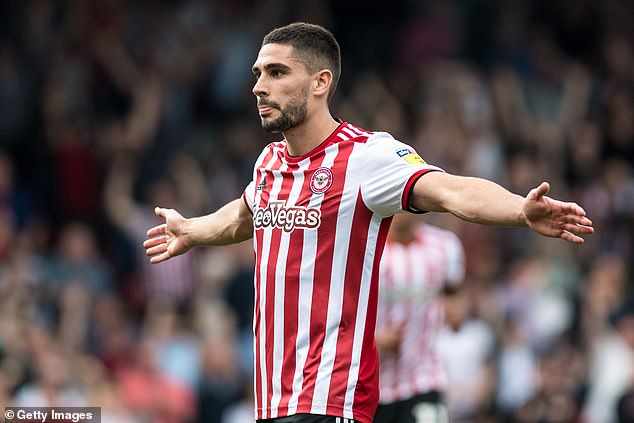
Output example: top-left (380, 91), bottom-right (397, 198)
top-left (410, 172), bottom-right (593, 244)
top-left (144, 198), bottom-right (253, 263)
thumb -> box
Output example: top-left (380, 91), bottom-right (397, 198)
top-left (155, 207), bottom-right (166, 218)
top-left (527, 182), bottom-right (550, 201)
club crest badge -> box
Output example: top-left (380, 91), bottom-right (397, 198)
top-left (310, 167), bottom-right (333, 194)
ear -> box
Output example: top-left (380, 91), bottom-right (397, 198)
top-left (312, 69), bottom-right (333, 98)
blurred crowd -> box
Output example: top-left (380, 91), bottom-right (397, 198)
top-left (0, 0), bottom-right (632, 422)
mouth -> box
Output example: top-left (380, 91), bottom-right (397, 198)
top-left (257, 100), bottom-right (279, 117)
top-left (258, 106), bottom-right (275, 117)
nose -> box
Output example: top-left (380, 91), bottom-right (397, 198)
top-left (252, 76), bottom-right (268, 98)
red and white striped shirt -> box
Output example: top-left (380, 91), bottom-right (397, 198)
top-left (377, 223), bottom-right (465, 403)
top-left (242, 122), bottom-right (442, 423)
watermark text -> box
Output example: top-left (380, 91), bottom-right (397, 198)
top-left (4, 407), bottom-right (100, 423)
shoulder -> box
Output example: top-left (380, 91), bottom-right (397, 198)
top-left (254, 140), bottom-right (286, 167)
top-left (263, 140), bottom-right (287, 153)
top-left (327, 121), bottom-right (402, 150)
top-left (347, 128), bottom-right (409, 159)
top-left (365, 130), bottom-right (398, 146)
top-left (363, 131), bottom-right (421, 161)
top-left (336, 121), bottom-right (375, 142)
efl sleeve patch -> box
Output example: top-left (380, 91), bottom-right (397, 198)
top-left (403, 153), bottom-right (426, 165)
top-left (396, 148), bottom-right (427, 165)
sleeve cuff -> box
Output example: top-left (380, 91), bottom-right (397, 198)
top-left (401, 168), bottom-right (444, 213)
top-left (242, 192), bottom-right (254, 215)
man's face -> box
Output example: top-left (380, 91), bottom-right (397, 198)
top-left (252, 43), bottom-right (311, 133)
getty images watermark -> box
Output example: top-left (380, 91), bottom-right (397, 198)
top-left (4, 407), bottom-right (100, 423)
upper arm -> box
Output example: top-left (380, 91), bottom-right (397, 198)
top-left (411, 172), bottom-right (527, 226)
top-left (409, 171), bottom-right (463, 213)
top-left (230, 197), bottom-right (254, 242)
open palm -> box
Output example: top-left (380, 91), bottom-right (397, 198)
top-left (143, 207), bottom-right (192, 263)
top-left (523, 182), bottom-right (594, 244)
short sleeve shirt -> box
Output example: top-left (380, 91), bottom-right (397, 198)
top-left (242, 121), bottom-right (443, 423)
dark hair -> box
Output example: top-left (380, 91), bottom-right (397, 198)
top-left (262, 22), bottom-right (341, 103)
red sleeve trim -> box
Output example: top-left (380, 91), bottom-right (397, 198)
top-left (242, 191), bottom-right (254, 215)
top-left (401, 169), bottom-right (444, 213)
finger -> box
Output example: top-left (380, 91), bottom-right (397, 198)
top-left (560, 230), bottom-right (584, 244)
top-left (577, 216), bottom-right (592, 226)
top-left (155, 206), bottom-right (165, 217)
top-left (143, 235), bottom-right (168, 248)
top-left (146, 243), bottom-right (168, 256)
top-left (150, 252), bottom-right (171, 264)
top-left (563, 215), bottom-right (593, 227)
top-left (147, 224), bottom-right (167, 238)
top-left (560, 201), bottom-right (587, 216)
top-left (528, 182), bottom-right (550, 200)
top-left (562, 223), bottom-right (594, 235)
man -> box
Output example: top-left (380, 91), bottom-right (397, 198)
top-left (374, 213), bottom-right (465, 422)
top-left (143, 22), bottom-right (593, 423)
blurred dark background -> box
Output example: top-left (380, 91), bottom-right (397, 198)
top-left (0, 0), bottom-right (632, 422)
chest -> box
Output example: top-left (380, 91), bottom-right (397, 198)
top-left (252, 153), bottom-right (361, 233)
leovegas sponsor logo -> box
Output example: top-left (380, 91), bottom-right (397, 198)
top-left (253, 201), bottom-right (321, 232)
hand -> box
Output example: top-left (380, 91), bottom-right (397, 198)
top-left (143, 207), bottom-right (192, 263)
top-left (522, 182), bottom-right (594, 244)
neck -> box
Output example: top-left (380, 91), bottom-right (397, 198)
top-left (283, 111), bottom-right (340, 157)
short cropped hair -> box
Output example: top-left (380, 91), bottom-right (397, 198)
top-left (263, 22), bottom-right (341, 103)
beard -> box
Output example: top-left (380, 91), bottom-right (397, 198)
top-left (260, 87), bottom-right (309, 133)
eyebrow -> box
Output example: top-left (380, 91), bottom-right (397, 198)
top-left (252, 62), bottom-right (292, 74)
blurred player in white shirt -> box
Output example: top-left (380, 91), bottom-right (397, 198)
top-left (375, 213), bottom-right (465, 423)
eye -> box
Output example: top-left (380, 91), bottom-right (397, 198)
top-left (270, 70), bottom-right (281, 78)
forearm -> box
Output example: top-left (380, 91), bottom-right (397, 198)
top-left (412, 173), bottom-right (528, 227)
top-left (444, 177), bottom-right (527, 226)
top-left (185, 199), bottom-right (253, 246)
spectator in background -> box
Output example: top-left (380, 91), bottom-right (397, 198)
top-left (197, 331), bottom-right (246, 423)
top-left (116, 339), bottom-right (196, 423)
top-left (437, 282), bottom-right (496, 421)
top-left (104, 153), bottom-right (207, 307)
top-left (374, 213), bottom-right (465, 422)
top-left (583, 296), bottom-right (634, 423)
top-left (494, 313), bottom-right (537, 414)
top-left (0, 151), bottom-right (31, 229)
top-left (48, 222), bottom-right (113, 295)
top-left (75, 355), bottom-right (136, 423)
top-left (192, 290), bottom-right (247, 423)
top-left (140, 299), bottom-right (201, 391)
top-left (513, 341), bottom-right (584, 423)
top-left (14, 347), bottom-right (86, 407)
top-left (222, 381), bottom-right (256, 423)
top-left (0, 44), bottom-right (32, 150)
top-left (87, 295), bottom-right (137, 375)
top-left (44, 222), bottom-right (114, 353)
